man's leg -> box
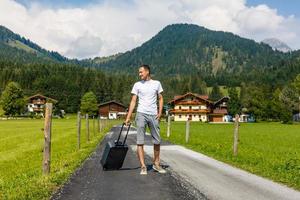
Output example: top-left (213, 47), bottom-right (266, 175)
top-left (136, 112), bottom-right (147, 174)
top-left (137, 144), bottom-right (146, 168)
top-left (147, 115), bottom-right (166, 174)
top-left (153, 144), bottom-right (160, 167)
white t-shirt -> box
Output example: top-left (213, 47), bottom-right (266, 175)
top-left (131, 79), bottom-right (163, 115)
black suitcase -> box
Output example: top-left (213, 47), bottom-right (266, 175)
top-left (101, 123), bottom-right (131, 170)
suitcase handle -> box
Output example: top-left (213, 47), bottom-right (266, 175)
top-left (116, 123), bottom-right (131, 145)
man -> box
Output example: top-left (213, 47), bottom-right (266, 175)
top-left (125, 64), bottom-right (166, 175)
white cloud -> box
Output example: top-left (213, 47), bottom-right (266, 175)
top-left (0, 0), bottom-right (299, 59)
top-left (66, 33), bottom-right (103, 58)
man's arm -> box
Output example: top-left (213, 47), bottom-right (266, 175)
top-left (125, 94), bottom-right (137, 125)
top-left (156, 93), bottom-right (163, 120)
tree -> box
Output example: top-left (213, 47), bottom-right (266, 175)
top-left (80, 91), bottom-right (98, 116)
top-left (240, 84), bottom-right (268, 120)
top-left (209, 84), bottom-right (222, 101)
top-left (228, 87), bottom-right (241, 115)
top-left (0, 82), bottom-right (26, 116)
top-left (279, 85), bottom-right (298, 123)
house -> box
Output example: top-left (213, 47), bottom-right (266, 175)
top-left (168, 92), bottom-right (229, 122)
top-left (209, 96), bottom-right (230, 122)
top-left (98, 100), bottom-right (127, 119)
top-left (233, 114), bottom-right (255, 122)
top-left (27, 94), bottom-right (58, 115)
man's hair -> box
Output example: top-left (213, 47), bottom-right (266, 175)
top-left (140, 64), bottom-right (151, 74)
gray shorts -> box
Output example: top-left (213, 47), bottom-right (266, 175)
top-left (135, 112), bottom-right (161, 145)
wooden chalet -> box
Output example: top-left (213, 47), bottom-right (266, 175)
top-left (168, 92), bottom-right (229, 122)
top-left (27, 94), bottom-right (58, 114)
top-left (98, 100), bottom-right (127, 119)
top-left (209, 96), bottom-right (230, 122)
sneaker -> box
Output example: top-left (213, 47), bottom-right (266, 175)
top-left (152, 165), bottom-right (167, 174)
top-left (140, 166), bottom-right (147, 175)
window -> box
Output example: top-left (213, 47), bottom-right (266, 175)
top-left (179, 115), bottom-right (182, 118)
top-left (189, 106), bottom-right (192, 110)
top-left (179, 106), bottom-right (181, 110)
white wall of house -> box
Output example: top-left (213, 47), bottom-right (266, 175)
top-left (200, 105), bottom-right (207, 109)
top-left (27, 104), bottom-right (34, 112)
top-left (174, 114), bottom-right (207, 122)
top-left (201, 115), bottom-right (207, 122)
top-left (27, 104), bottom-right (44, 112)
top-left (174, 105), bottom-right (206, 110)
top-left (108, 112), bottom-right (117, 119)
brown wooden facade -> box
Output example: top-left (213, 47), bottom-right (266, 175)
top-left (98, 101), bottom-right (127, 119)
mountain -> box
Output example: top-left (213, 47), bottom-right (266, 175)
top-left (95, 24), bottom-right (288, 82)
top-left (1, 23), bottom-right (299, 88)
top-left (0, 25), bottom-right (68, 63)
top-left (261, 38), bottom-right (292, 53)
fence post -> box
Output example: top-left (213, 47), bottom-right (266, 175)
top-left (43, 103), bottom-right (53, 175)
top-left (185, 120), bottom-right (190, 143)
top-left (77, 111), bottom-right (81, 150)
top-left (93, 115), bottom-right (95, 136)
top-left (167, 115), bottom-right (171, 138)
top-left (97, 116), bottom-right (100, 133)
top-left (100, 118), bottom-right (103, 132)
top-left (86, 113), bottom-right (90, 142)
top-left (233, 114), bottom-right (239, 156)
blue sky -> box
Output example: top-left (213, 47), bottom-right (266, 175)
top-left (247, 0), bottom-right (300, 17)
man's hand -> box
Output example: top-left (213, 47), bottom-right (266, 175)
top-left (125, 94), bottom-right (137, 126)
top-left (156, 113), bottom-right (162, 121)
top-left (125, 118), bottom-right (130, 126)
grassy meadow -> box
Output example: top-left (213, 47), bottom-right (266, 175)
top-left (160, 122), bottom-right (300, 190)
top-left (0, 116), bottom-right (120, 200)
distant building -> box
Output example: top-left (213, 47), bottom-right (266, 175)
top-left (234, 114), bottom-right (255, 122)
top-left (168, 92), bottom-right (229, 122)
top-left (98, 100), bottom-right (127, 119)
top-left (209, 96), bottom-right (230, 122)
top-left (293, 113), bottom-right (300, 121)
top-left (27, 94), bottom-right (58, 115)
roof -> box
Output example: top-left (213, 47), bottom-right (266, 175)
top-left (168, 92), bottom-right (212, 104)
top-left (98, 100), bottom-right (126, 108)
top-left (213, 96), bottom-right (230, 106)
top-left (27, 93), bottom-right (58, 103)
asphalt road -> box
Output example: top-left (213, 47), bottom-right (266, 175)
top-left (51, 124), bottom-right (300, 200)
top-left (139, 137), bottom-right (300, 200)
top-left (51, 125), bottom-right (206, 200)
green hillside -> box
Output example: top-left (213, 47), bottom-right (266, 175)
top-left (95, 23), bottom-right (295, 86)
top-left (0, 25), bottom-right (68, 63)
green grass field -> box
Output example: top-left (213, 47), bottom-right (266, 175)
top-left (0, 116), bottom-right (120, 200)
top-left (160, 122), bottom-right (300, 190)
